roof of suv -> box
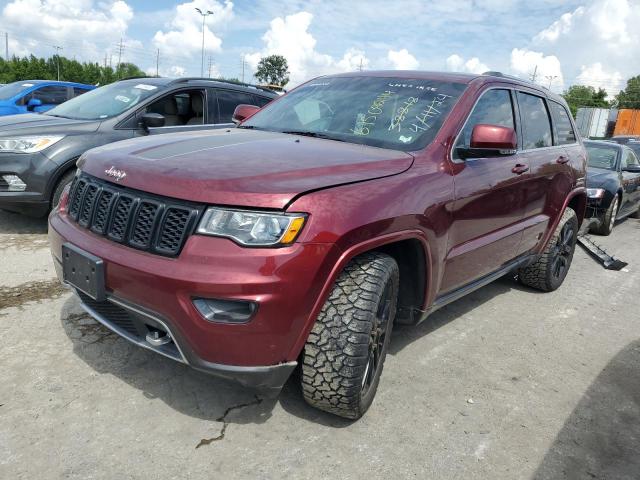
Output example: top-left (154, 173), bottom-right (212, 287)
top-left (117, 76), bottom-right (278, 97)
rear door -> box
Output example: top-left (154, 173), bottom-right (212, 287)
top-left (441, 87), bottom-right (527, 293)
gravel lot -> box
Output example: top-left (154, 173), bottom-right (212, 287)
top-left (1, 209), bottom-right (638, 480)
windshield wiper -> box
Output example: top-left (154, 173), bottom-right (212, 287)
top-left (281, 130), bottom-right (346, 142)
top-left (45, 113), bottom-right (70, 119)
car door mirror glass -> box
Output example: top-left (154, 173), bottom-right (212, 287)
top-left (27, 98), bottom-right (42, 110)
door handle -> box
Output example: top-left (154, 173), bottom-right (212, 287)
top-left (512, 164), bottom-right (529, 175)
top-left (557, 155), bottom-right (570, 164)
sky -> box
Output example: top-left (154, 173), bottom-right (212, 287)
top-left (0, 0), bottom-right (639, 96)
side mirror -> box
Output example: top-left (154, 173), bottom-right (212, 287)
top-left (232, 104), bottom-right (260, 124)
top-left (27, 98), bottom-right (42, 111)
top-left (622, 165), bottom-right (640, 173)
top-left (141, 112), bottom-right (165, 129)
top-left (458, 124), bottom-right (517, 159)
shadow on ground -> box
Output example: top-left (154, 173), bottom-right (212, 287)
top-left (534, 340), bottom-right (640, 480)
top-left (0, 210), bottom-right (48, 234)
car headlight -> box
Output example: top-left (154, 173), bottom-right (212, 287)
top-left (587, 188), bottom-right (606, 199)
top-left (0, 135), bottom-right (65, 154)
top-left (197, 207), bottom-right (307, 246)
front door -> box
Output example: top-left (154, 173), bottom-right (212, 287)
top-left (441, 88), bottom-right (527, 293)
top-left (620, 148), bottom-right (640, 215)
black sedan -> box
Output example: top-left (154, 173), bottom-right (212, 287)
top-left (585, 140), bottom-right (640, 235)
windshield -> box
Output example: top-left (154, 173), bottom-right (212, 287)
top-left (0, 81), bottom-right (36, 100)
top-left (46, 81), bottom-right (163, 120)
top-left (586, 144), bottom-right (618, 170)
top-left (242, 76), bottom-right (467, 151)
top-left (627, 141), bottom-right (640, 157)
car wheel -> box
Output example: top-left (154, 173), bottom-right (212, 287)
top-left (518, 207), bottom-right (578, 292)
top-left (51, 170), bottom-right (76, 210)
top-left (591, 194), bottom-right (618, 236)
top-left (301, 252), bottom-right (399, 419)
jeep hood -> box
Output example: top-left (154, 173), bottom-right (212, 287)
top-left (0, 113), bottom-right (99, 135)
top-left (80, 129), bottom-right (414, 209)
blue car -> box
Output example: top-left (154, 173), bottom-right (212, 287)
top-left (0, 80), bottom-right (95, 116)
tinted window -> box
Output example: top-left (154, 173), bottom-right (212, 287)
top-left (242, 76), bottom-right (467, 151)
top-left (217, 90), bottom-right (256, 123)
top-left (517, 92), bottom-right (552, 149)
top-left (549, 101), bottom-right (576, 145)
top-left (72, 87), bottom-right (90, 98)
top-left (455, 89), bottom-right (514, 151)
top-left (585, 144), bottom-right (618, 170)
top-left (253, 95), bottom-right (273, 107)
top-left (31, 86), bottom-right (69, 105)
top-left (627, 140), bottom-right (640, 157)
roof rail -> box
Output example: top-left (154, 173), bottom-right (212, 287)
top-left (168, 77), bottom-right (275, 94)
top-left (481, 71), bottom-right (549, 90)
top-left (119, 75), bottom-right (156, 81)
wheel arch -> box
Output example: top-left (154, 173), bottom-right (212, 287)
top-left (45, 157), bottom-right (80, 204)
top-left (287, 230), bottom-right (433, 361)
top-left (536, 187), bottom-right (586, 255)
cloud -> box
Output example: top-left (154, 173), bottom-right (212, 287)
top-left (152, 1), bottom-right (233, 59)
top-left (509, 48), bottom-right (563, 89)
top-left (531, 0), bottom-right (639, 89)
top-left (446, 54), bottom-right (489, 74)
top-left (576, 63), bottom-right (623, 97)
top-left (1, 0), bottom-right (134, 60)
top-left (387, 49), bottom-right (419, 70)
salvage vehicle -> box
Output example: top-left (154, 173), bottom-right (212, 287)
top-left (0, 77), bottom-right (276, 216)
top-left (0, 80), bottom-right (94, 115)
top-left (49, 71), bottom-right (587, 419)
top-left (584, 140), bottom-right (640, 235)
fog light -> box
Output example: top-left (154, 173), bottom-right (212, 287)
top-left (193, 298), bottom-right (257, 324)
top-left (2, 175), bottom-right (26, 191)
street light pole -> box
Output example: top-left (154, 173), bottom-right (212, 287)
top-left (52, 45), bottom-right (63, 80)
top-left (195, 7), bottom-right (214, 77)
top-left (545, 75), bottom-right (558, 89)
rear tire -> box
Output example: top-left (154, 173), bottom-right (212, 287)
top-left (301, 252), bottom-right (399, 419)
top-left (51, 170), bottom-right (76, 210)
top-left (518, 207), bottom-right (578, 292)
top-left (591, 194), bottom-right (618, 236)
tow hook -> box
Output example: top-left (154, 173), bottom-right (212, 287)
top-left (146, 329), bottom-right (172, 346)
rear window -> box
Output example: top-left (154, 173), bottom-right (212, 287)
top-left (518, 92), bottom-right (552, 149)
top-left (549, 101), bottom-right (576, 145)
top-left (585, 144), bottom-right (618, 170)
top-left (242, 76), bottom-right (467, 151)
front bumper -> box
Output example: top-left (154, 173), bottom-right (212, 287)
top-left (49, 210), bottom-right (339, 390)
top-left (0, 151), bottom-right (54, 215)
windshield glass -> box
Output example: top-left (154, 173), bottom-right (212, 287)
top-left (586, 144), bottom-right (618, 170)
top-left (0, 81), bottom-right (35, 100)
top-left (46, 81), bottom-right (163, 120)
top-left (242, 76), bottom-right (467, 151)
top-left (627, 141), bottom-right (640, 157)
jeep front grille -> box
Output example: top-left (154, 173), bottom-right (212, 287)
top-left (67, 174), bottom-right (202, 257)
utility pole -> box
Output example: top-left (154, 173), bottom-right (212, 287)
top-left (116, 38), bottom-right (125, 77)
top-left (529, 65), bottom-right (538, 83)
top-left (155, 48), bottom-right (160, 77)
top-left (241, 56), bottom-right (245, 83)
top-left (195, 7), bottom-right (214, 77)
top-left (208, 55), bottom-right (214, 78)
top-left (4, 32), bottom-right (8, 60)
top-left (104, 53), bottom-right (108, 68)
top-left (358, 58), bottom-right (363, 72)
top-left (545, 75), bottom-right (557, 89)
top-left (52, 45), bottom-right (63, 80)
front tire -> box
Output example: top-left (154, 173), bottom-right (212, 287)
top-left (51, 170), bottom-right (76, 210)
top-left (591, 194), bottom-right (618, 236)
top-left (301, 252), bottom-right (399, 419)
top-left (518, 207), bottom-right (578, 292)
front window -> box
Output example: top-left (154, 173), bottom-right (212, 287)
top-left (585, 144), bottom-right (618, 170)
top-left (241, 76), bottom-right (467, 151)
top-left (46, 81), bottom-right (164, 120)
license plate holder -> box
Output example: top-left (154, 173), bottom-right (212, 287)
top-left (62, 243), bottom-right (105, 301)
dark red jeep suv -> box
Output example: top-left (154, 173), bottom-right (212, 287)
top-left (49, 71), bottom-right (587, 419)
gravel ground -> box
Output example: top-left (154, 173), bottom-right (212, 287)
top-left (1, 209), bottom-right (639, 480)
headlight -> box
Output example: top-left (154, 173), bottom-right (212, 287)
top-left (0, 135), bottom-right (65, 154)
top-left (587, 188), bottom-right (605, 199)
top-left (197, 207), bottom-right (307, 246)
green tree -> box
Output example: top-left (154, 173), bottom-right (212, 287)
top-left (615, 75), bottom-right (640, 109)
top-left (254, 55), bottom-right (290, 87)
top-left (561, 85), bottom-right (610, 117)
